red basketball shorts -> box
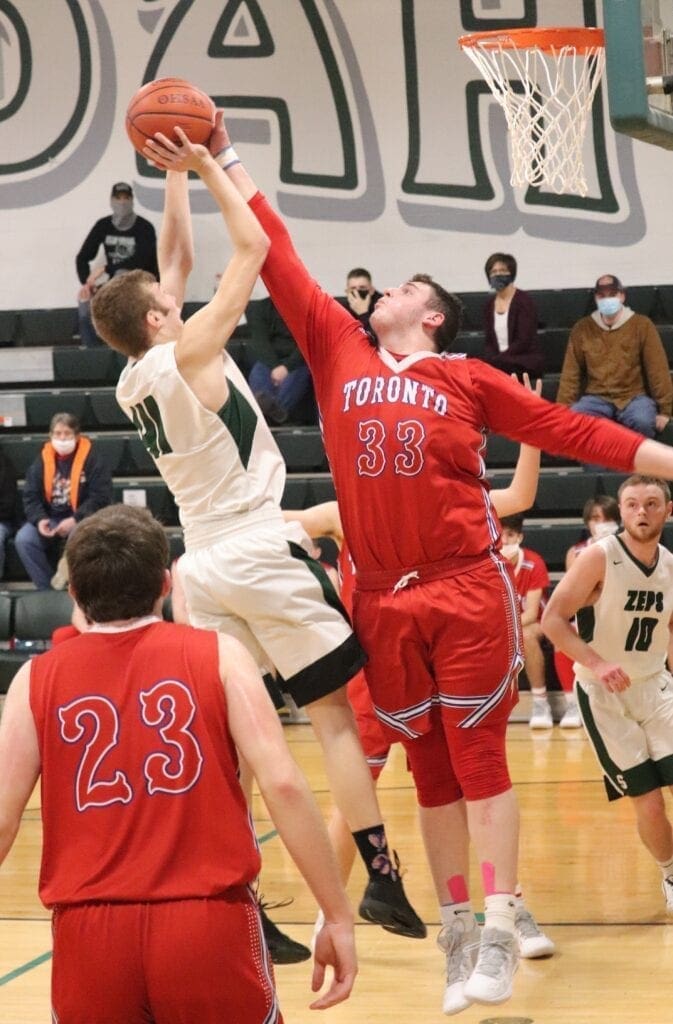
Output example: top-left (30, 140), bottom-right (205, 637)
top-left (353, 556), bottom-right (522, 741)
top-left (51, 888), bottom-right (282, 1024)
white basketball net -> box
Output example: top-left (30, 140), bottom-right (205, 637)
top-left (461, 37), bottom-right (605, 196)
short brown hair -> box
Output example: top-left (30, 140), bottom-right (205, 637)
top-left (411, 273), bottom-right (464, 352)
top-left (91, 269), bottom-right (157, 358)
top-left (582, 494), bottom-right (620, 526)
top-left (618, 474), bottom-right (671, 503)
top-left (50, 412), bottom-right (80, 434)
top-left (66, 505), bottom-right (169, 622)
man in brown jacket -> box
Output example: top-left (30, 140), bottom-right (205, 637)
top-left (557, 274), bottom-right (672, 439)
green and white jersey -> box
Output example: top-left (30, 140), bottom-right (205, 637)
top-left (575, 532), bottom-right (673, 685)
top-left (116, 342), bottom-right (286, 548)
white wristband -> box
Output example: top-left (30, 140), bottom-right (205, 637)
top-left (215, 145), bottom-right (239, 170)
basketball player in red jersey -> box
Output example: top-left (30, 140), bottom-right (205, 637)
top-left (0, 505), bottom-right (356, 1022)
top-left (144, 123), bottom-right (673, 1011)
top-left (93, 121), bottom-right (424, 947)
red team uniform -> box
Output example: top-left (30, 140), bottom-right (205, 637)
top-left (249, 191), bottom-right (641, 805)
top-left (511, 548), bottom-right (549, 619)
top-left (338, 541), bottom-right (391, 777)
top-left (30, 619), bottom-right (280, 1024)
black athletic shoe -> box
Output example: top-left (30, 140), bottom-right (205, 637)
top-left (259, 903), bottom-right (312, 964)
top-left (358, 852), bottom-right (427, 939)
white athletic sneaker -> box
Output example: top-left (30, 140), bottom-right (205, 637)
top-left (281, 693), bottom-right (311, 724)
top-left (515, 908), bottom-right (556, 958)
top-left (560, 701), bottom-right (582, 729)
top-left (463, 926), bottom-right (518, 1005)
top-left (529, 697), bottom-right (553, 729)
top-left (662, 876), bottom-right (673, 914)
top-left (437, 917), bottom-right (481, 1015)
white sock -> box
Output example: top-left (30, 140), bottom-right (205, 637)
top-left (484, 893), bottom-right (516, 934)
top-left (531, 688), bottom-right (548, 701)
top-left (440, 900), bottom-right (477, 931)
top-left (656, 854), bottom-right (673, 878)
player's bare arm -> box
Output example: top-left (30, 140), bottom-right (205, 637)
top-left (144, 124), bottom-right (269, 412)
top-left (0, 662), bottom-right (41, 865)
top-left (217, 633), bottom-right (357, 1009)
top-left (157, 169), bottom-right (193, 310)
top-left (491, 375), bottom-right (541, 518)
top-left (520, 588), bottom-right (543, 627)
top-left (283, 501), bottom-right (343, 546)
top-left (541, 545), bottom-right (631, 692)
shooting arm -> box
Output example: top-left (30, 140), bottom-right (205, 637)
top-left (158, 170), bottom-right (193, 310)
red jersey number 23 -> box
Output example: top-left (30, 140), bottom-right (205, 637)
top-left (58, 680), bottom-right (204, 811)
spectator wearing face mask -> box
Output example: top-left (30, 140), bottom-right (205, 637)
top-left (557, 274), bottom-right (672, 439)
top-left (75, 182), bottom-right (158, 347)
top-left (14, 413), bottom-right (112, 590)
top-left (481, 252), bottom-right (544, 378)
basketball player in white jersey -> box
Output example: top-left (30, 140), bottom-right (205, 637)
top-left (542, 474), bottom-right (673, 912)
top-left (91, 121), bottom-right (424, 944)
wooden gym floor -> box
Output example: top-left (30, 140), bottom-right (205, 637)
top-left (1, 718), bottom-right (672, 1023)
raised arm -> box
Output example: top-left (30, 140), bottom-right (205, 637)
top-left (218, 634), bottom-right (356, 1009)
top-left (157, 170), bottom-right (193, 309)
top-left (491, 374), bottom-right (541, 517)
top-left (144, 123), bottom-right (269, 406)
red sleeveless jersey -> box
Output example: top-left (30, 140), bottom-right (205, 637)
top-left (30, 620), bottom-right (260, 907)
top-left (251, 193), bottom-right (642, 576)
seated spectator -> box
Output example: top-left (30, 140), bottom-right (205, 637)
top-left (246, 296), bottom-right (313, 424)
top-left (556, 274), bottom-right (672, 441)
top-left (342, 267), bottom-right (383, 338)
top-left (76, 182), bottom-right (158, 348)
top-left (0, 446), bottom-right (18, 581)
top-left (14, 413), bottom-right (112, 590)
top-left (552, 494), bottom-right (621, 729)
top-left (481, 253), bottom-right (543, 378)
top-left (565, 494), bottom-right (621, 570)
top-left (500, 513), bottom-right (553, 729)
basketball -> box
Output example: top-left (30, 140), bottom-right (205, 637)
top-left (126, 78), bottom-right (216, 155)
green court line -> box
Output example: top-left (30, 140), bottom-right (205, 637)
top-left (0, 950), bottom-right (52, 986)
top-left (0, 828), bottom-right (280, 987)
top-left (257, 828), bottom-right (278, 844)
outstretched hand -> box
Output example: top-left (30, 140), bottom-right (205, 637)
top-left (309, 920), bottom-right (357, 1010)
top-left (511, 371), bottom-right (543, 397)
top-left (142, 127), bottom-right (213, 174)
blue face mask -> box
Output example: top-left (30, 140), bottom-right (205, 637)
top-left (489, 274), bottom-right (513, 292)
top-left (597, 296), bottom-right (622, 318)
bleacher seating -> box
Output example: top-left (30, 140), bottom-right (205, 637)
top-left (2, 285), bottom-right (673, 617)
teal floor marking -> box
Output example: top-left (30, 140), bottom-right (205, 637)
top-left (0, 950), bottom-right (52, 986)
top-left (0, 829), bottom-right (280, 987)
top-left (257, 828), bottom-right (278, 844)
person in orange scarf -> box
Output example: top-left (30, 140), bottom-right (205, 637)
top-left (14, 413), bottom-right (112, 589)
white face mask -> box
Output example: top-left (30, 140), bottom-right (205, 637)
top-left (52, 437), bottom-right (76, 456)
top-left (591, 520), bottom-right (619, 540)
top-left (501, 542), bottom-right (521, 560)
